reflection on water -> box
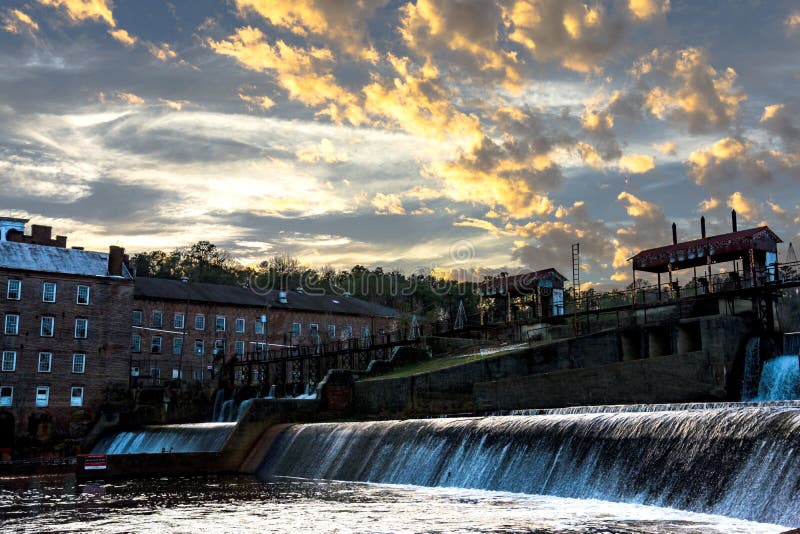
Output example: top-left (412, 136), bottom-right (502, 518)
top-left (0, 475), bottom-right (789, 533)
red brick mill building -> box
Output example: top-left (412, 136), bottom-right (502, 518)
top-left (0, 217), bottom-right (400, 455)
top-left (0, 218), bottom-right (133, 456)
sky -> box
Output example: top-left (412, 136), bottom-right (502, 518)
top-left (1, 0), bottom-right (799, 287)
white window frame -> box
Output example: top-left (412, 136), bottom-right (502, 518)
top-left (2, 351), bottom-right (16, 372)
top-left (40, 316), bottom-right (55, 337)
top-left (194, 339), bottom-right (204, 355)
top-left (4, 314), bottom-right (19, 335)
top-left (132, 310), bottom-right (143, 326)
top-left (172, 368), bottom-right (182, 379)
top-left (215, 316), bottom-right (226, 332)
top-left (254, 319), bottom-right (265, 335)
top-left (6, 279), bottom-right (21, 300)
top-left (38, 352), bottom-right (52, 373)
top-left (195, 315), bottom-right (205, 330)
top-left (173, 336), bottom-right (183, 355)
top-left (70, 386), bottom-right (84, 407)
top-left (152, 310), bottom-right (163, 327)
top-left (0, 386), bottom-right (12, 406)
top-left (42, 282), bottom-right (56, 303)
top-left (235, 340), bottom-right (245, 355)
top-left (151, 335), bottom-right (163, 353)
top-left (235, 317), bottom-right (245, 333)
top-left (291, 322), bottom-right (301, 336)
top-left (35, 386), bottom-right (49, 407)
top-left (131, 334), bottom-right (141, 353)
top-left (72, 353), bottom-right (86, 374)
top-left (76, 285), bottom-right (90, 305)
top-left (74, 318), bottom-right (88, 339)
top-left (174, 313), bottom-right (185, 330)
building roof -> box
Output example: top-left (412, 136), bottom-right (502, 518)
top-left (0, 241), bottom-right (133, 279)
top-left (134, 277), bottom-right (400, 318)
top-left (630, 226), bottom-right (783, 273)
top-left (479, 268), bottom-right (568, 296)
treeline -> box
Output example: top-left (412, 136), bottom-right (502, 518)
top-left (130, 241), bottom-right (481, 322)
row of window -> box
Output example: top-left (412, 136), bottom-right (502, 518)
top-left (4, 314), bottom-right (89, 338)
top-left (1, 351), bottom-right (86, 374)
top-left (133, 311), bottom-right (264, 334)
top-left (0, 385), bottom-right (84, 407)
top-left (132, 335), bottom-right (250, 355)
top-left (5, 279), bottom-right (91, 304)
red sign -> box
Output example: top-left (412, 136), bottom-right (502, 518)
top-left (84, 454), bottom-right (107, 470)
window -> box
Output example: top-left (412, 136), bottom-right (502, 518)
top-left (42, 282), bottom-right (56, 303)
top-left (150, 368), bottom-right (161, 385)
top-left (70, 386), bottom-right (84, 407)
top-left (72, 353), bottom-right (86, 374)
top-left (76, 285), bottom-right (90, 305)
top-left (0, 386), bottom-right (12, 406)
top-left (131, 334), bottom-right (141, 353)
top-left (343, 325), bottom-right (353, 339)
top-left (174, 313), bottom-right (185, 330)
top-left (173, 337), bottom-right (183, 355)
top-left (2, 351), bottom-right (16, 372)
top-left (235, 340), bottom-right (244, 355)
top-left (195, 315), bottom-right (205, 330)
top-left (172, 369), bottom-right (182, 379)
top-left (194, 339), bottom-right (204, 355)
top-left (40, 316), bottom-right (55, 337)
top-left (327, 324), bottom-right (336, 338)
top-left (35, 386), bottom-right (49, 407)
top-left (6, 279), bottom-right (21, 300)
top-left (192, 369), bottom-right (204, 381)
top-left (4, 314), bottom-right (19, 335)
top-left (215, 316), bottom-right (226, 332)
top-left (235, 317), bottom-right (245, 333)
top-left (151, 335), bottom-right (162, 353)
top-left (38, 352), bottom-right (52, 373)
top-left (152, 310), bottom-right (163, 328)
top-left (131, 367), bottom-right (140, 377)
top-left (255, 319), bottom-right (265, 335)
top-left (361, 325), bottom-right (370, 339)
top-left (132, 310), bottom-right (143, 326)
top-left (291, 322), bottom-right (301, 336)
top-left (74, 318), bottom-right (88, 339)
top-left (310, 323), bottom-right (319, 334)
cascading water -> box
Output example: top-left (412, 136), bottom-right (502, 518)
top-left (741, 336), bottom-right (762, 400)
top-left (93, 422), bottom-right (236, 454)
top-left (211, 389), bottom-right (225, 422)
top-left (258, 403), bottom-right (800, 526)
top-left (757, 355), bottom-right (800, 400)
top-left (218, 399), bottom-right (236, 422)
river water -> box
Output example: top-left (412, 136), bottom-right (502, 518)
top-left (0, 474), bottom-right (790, 533)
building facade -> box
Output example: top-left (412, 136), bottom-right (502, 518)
top-left (131, 278), bottom-right (400, 386)
top-left (0, 218), bottom-right (133, 455)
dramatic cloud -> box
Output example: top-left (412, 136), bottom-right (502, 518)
top-left (627, 0), bottom-right (670, 21)
top-left (687, 137), bottom-right (771, 187)
top-left (618, 153), bottom-right (655, 174)
top-left (37, 0), bottom-right (115, 27)
top-left (727, 191), bottom-right (760, 221)
top-left (2, 8), bottom-right (38, 34)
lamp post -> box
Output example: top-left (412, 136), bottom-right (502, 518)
top-left (180, 275), bottom-right (189, 386)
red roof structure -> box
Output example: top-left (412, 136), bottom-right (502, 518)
top-left (479, 268), bottom-right (567, 297)
top-left (630, 226), bottom-right (782, 274)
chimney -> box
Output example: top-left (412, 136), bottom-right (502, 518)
top-left (108, 246), bottom-right (125, 276)
top-left (0, 217), bottom-right (28, 241)
top-left (731, 209), bottom-right (738, 232)
top-left (701, 216), bottom-right (706, 239)
top-left (31, 224), bottom-right (52, 245)
top-left (55, 235), bottom-right (67, 248)
top-left (672, 222), bottom-right (677, 245)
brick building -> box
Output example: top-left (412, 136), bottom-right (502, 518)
top-left (131, 277), bottom-right (400, 386)
top-left (0, 218), bottom-right (133, 454)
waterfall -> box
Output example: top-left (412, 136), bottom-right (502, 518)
top-left (211, 389), bottom-right (225, 422)
top-left (93, 423), bottom-right (235, 454)
top-left (757, 356), bottom-right (800, 401)
top-left (265, 385), bottom-right (276, 399)
top-left (237, 398), bottom-right (253, 421)
top-left (741, 336), bottom-right (761, 401)
top-left (258, 404), bottom-right (800, 526)
top-left (218, 399), bottom-right (236, 422)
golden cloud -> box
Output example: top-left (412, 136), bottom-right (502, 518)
top-left (109, 28), bottom-right (136, 46)
top-left (637, 47), bottom-right (746, 134)
top-left (727, 191), bottom-right (759, 221)
top-left (296, 138), bottom-right (348, 164)
top-left (618, 153), bottom-right (655, 174)
top-left (617, 191), bottom-right (659, 218)
top-left (653, 141), bottom-right (677, 155)
top-left (114, 91), bottom-right (145, 105)
top-left (627, 0), bottom-right (670, 20)
top-left (38, 0), bottom-right (115, 27)
top-left (146, 42), bottom-right (178, 62)
top-left (697, 197), bottom-right (720, 212)
top-left (238, 93), bottom-right (276, 110)
top-left (160, 99), bottom-right (189, 111)
top-left (2, 9), bottom-right (39, 33)
top-left (687, 137), bottom-right (771, 186)
top-left (371, 193), bottom-right (406, 215)
top-left (787, 11), bottom-right (800, 30)
top-left (761, 104), bottom-right (785, 122)
top-left (208, 26), bottom-right (365, 125)
top-left (233, 0), bottom-right (383, 60)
